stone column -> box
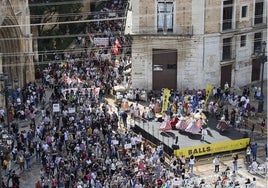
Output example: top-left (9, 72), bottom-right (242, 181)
top-left (0, 53), bottom-right (4, 107)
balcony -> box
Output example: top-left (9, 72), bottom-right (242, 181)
top-left (252, 15), bottom-right (267, 28)
top-left (130, 25), bottom-right (193, 36)
top-left (219, 20), bottom-right (238, 33)
top-left (221, 49), bottom-right (236, 64)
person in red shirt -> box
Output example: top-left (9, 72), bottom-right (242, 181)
top-left (138, 160), bottom-right (144, 171)
top-left (221, 174), bottom-right (229, 186)
top-left (51, 176), bottom-right (57, 188)
top-left (156, 178), bottom-right (163, 188)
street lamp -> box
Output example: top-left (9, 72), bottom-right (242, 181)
top-left (0, 73), bottom-right (14, 134)
top-left (256, 41), bottom-right (267, 113)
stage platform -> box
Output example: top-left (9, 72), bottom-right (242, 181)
top-left (131, 115), bottom-right (249, 157)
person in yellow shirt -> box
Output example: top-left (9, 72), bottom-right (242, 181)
top-left (3, 159), bottom-right (9, 176)
top-left (87, 126), bottom-right (92, 136)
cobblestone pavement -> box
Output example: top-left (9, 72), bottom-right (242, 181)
top-left (194, 158), bottom-right (267, 187)
top-left (15, 162), bottom-right (42, 187)
top-left (2, 86), bottom-right (52, 188)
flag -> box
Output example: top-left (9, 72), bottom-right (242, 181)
top-left (161, 88), bottom-right (170, 113)
top-left (115, 38), bottom-right (121, 47)
top-left (112, 45), bottom-right (119, 55)
top-left (204, 84), bottom-right (213, 108)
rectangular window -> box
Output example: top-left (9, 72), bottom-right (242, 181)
top-left (157, 2), bottom-right (174, 32)
top-left (254, 1), bottom-right (264, 24)
top-left (222, 37), bottom-right (232, 60)
top-left (222, 0), bottom-right (234, 31)
top-left (241, 6), bottom-right (248, 18)
top-left (240, 35), bottom-right (246, 47)
top-left (254, 32), bottom-right (262, 53)
top-left (224, 0), bottom-right (233, 5)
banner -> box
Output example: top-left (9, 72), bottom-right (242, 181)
top-left (173, 138), bottom-right (250, 158)
top-left (161, 88), bottom-right (171, 113)
top-left (68, 107), bottom-right (76, 114)
top-left (53, 104), bottom-right (60, 112)
top-left (124, 143), bottom-right (132, 149)
top-left (62, 87), bottom-right (100, 97)
top-left (204, 84), bottom-right (213, 108)
top-left (112, 140), bottom-right (119, 145)
top-left (93, 37), bottom-right (109, 46)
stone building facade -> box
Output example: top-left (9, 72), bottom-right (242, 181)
top-left (0, 0), bottom-right (34, 86)
top-left (125, 0), bottom-right (267, 91)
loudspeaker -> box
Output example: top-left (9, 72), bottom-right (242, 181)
top-left (172, 144), bottom-right (180, 150)
top-left (175, 136), bottom-right (178, 144)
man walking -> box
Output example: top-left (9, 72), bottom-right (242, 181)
top-left (213, 155), bottom-right (220, 173)
top-left (201, 128), bottom-right (207, 141)
top-left (246, 145), bottom-right (251, 163)
top-left (24, 150), bottom-right (31, 170)
top-left (120, 110), bottom-right (128, 129)
top-left (251, 143), bottom-right (258, 161)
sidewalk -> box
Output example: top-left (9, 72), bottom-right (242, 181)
top-left (2, 87), bottom-right (53, 186)
top-left (194, 157), bottom-right (267, 187)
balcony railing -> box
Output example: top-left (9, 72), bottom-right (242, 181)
top-left (219, 19), bottom-right (237, 33)
top-left (252, 15), bottom-right (267, 27)
top-left (221, 49), bottom-right (236, 62)
top-left (131, 25), bottom-right (193, 36)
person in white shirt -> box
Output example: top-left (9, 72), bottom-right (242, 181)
top-left (188, 154), bottom-right (195, 173)
top-left (201, 128), bottom-right (208, 141)
top-left (130, 135), bottom-right (136, 149)
top-left (250, 177), bottom-right (257, 188)
top-left (172, 176), bottom-right (183, 187)
top-left (74, 144), bottom-right (80, 153)
top-left (248, 160), bottom-right (258, 173)
top-left (42, 143), bottom-right (49, 152)
top-left (62, 109), bottom-right (68, 117)
top-left (246, 146), bottom-right (251, 163)
top-left (180, 155), bottom-right (186, 166)
top-left (213, 155), bottom-right (220, 173)
top-left (0, 107), bottom-right (4, 123)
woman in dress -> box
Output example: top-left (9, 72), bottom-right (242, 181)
top-left (170, 115), bottom-right (179, 129)
top-left (185, 116), bottom-right (200, 134)
top-left (196, 117), bottom-right (205, 129)
top-left (159, 113), bottom-right (171, 131)
top-left (175, 116), bottom-right (188, 131)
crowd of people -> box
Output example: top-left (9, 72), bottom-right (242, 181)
top-left (0, 1), bottom-right (267, 188)
top-left (1, 50), bottom-right (175, 187)
top-left (1, 57), bottom-right (265, 188)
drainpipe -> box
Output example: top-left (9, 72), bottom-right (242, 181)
top-left (202, 0), bottom-right (206, 70)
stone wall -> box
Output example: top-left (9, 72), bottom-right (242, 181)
top-left (125, 0), bottom-right (268, 91)
top-left (0, 0), bottom-right (34, 86)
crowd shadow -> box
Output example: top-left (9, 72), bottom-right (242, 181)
top-left (207, 129), bottom-right (214, 138)
top-left (160, 131), bottom-right (176, 139)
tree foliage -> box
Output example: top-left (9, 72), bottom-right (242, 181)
top-left (29, 0), bottom-right (84, 56)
